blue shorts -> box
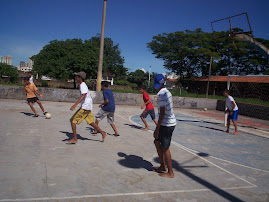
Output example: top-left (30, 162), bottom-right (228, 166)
top-left (228, 110), bottom-right (238, 121)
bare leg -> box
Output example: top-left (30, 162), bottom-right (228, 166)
top-left (29, 102), bottom-right (37, 114)
top-left (110, 123), bottom-right (119, 136)
top-left (159, 148), bottom-right (174, 178)
top-left (67, 121), bottom-right (77, 143)
top-left (232, 120), bottom-right (238, 135)
top-left (36, 100), bottom-right (45, 113)
top-left (90, 122), bottom-right (107, 142)
top-left (93, 119), bottom-right (99, 134)
top-left (141, 117), bottom-right (149, 130)
top-left (153, 119), bottom-right (158, 125)
top-left (153, 140), bottom-right (167, 172)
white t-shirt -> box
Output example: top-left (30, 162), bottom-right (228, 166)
top-left (29, 76), bottom-right (34, 84)
top-left (80, 82), bottom-right (93, 110)
top-left (226, 95), bottom-right (238, 111)
top-left (157, 88), bottom-right (177, 127)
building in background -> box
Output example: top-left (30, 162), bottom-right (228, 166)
top-left (0, 56), bottom-right (4, 63)
top-left (4, 56), bottom-right (12, 65)
top-left (20, 61), bottom-right (26, 67)
top-left (17, 57), bottom-right (33, 72)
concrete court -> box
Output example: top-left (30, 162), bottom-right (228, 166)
top-left (0, 99), bottom-right (268, 202)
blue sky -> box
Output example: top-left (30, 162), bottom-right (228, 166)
top-left (0, 0), bottom-right (268, 74)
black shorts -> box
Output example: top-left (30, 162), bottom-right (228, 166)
top-left (140, 109), bottom-right (156, 120)
top-left (27, 97), bottom-right (39, 103)
top-left (156, 125), bottom-right (176, 149)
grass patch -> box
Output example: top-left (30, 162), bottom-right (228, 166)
top-left (0, 82), bottom-right (24, 86)
top-left (111, 89), bottom-right (141, 94)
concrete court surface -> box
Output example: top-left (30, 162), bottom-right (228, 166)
top-left (0, 99), bottom-right (268, 202)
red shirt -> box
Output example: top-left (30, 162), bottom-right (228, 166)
top-left (143, 92), bottom-right (154, 110)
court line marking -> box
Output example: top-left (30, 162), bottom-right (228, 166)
top-left (125, 114), bottom-right (258, 187)
top-left (0, 113), bottom-right (257, 202)
top-left (0, 185), bottom-right (255, 201)
top-left (126, 114), bottom-right (269, 174)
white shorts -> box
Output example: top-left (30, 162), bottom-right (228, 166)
top-left (95, 109), bottom-right (114, 124)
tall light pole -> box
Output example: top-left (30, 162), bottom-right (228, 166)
top-left (148, 66), bottom-right (151, 86)
top-left (96, 0), bottom-right (107, 91)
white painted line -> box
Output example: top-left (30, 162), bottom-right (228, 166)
top-left (0, 185), bottom-right (255, 201)
top-left (209, 156), bottom-right (269, 174)
top-left (126, 114), bottom-right (269, 173)
top-left (126, 115), bottom-right (259, 187)
top-left (171, 141), bottom-right (257, 187)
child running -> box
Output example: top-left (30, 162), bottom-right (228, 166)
top-left (153, 74), bottom-right (177, 178)
top-left (140, 85), bottom-right (157, 130)
top-left (69, 72), bottom-right (107, 143)
top-left (224, 89), bottom-right (239, 135)
top-left (24, 76), bottom-right (47, 117)
top-left (94, 81), bottom-right (120, 136)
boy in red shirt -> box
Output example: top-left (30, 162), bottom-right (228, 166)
top-left (140, 85), bottom-right (157, 130)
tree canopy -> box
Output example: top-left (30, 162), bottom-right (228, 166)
top-left (31, 35), bottom-right (127, 81)
top-left (0, 63), bottom-right (18, 83)
top-left (147, 28), bottom-right (269, 78)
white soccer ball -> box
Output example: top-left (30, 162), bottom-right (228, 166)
top-left (45, 113), bottom-right (51, 119)
top-left (204, 108), bottom-right (208, 111)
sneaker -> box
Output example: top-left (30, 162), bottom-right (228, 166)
top-left (34, 114), bottom-right (39, 117)
top-left (43, 112), bottom-right (48, 115)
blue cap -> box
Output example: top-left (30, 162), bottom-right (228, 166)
top-left (153, 74), bottom-right (165, 89)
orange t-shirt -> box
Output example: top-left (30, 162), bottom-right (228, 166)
top-left (25, 83), bottom-right (38, 98)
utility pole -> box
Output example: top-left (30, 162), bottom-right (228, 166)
top-left (96, 0), bottom-right (107, 91)
top-left (148, 66), bottom-right (151, 86)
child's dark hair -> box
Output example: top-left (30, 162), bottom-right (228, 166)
top-left (140, 85), bottom-right (147, 90)
top-left (224, 89), bottom-right (229, 94)
top-left (24, 76), bottom-right (29, 81)
top-left (101, 81), bottom-right (109, 87)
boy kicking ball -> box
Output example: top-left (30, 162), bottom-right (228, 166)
top-left (153, 74), bottom-right (177, 178)
top-left (224, 89), bottom-right (239, 135)
top-left (139, 85), bottom-right (158, 130)
top-left (24, 76), bottom-right (47, 117)
top-left (69, 72), bottom-right (107, 144)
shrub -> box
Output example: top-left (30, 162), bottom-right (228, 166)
top-left (41, 80), bottom-right (48, 87)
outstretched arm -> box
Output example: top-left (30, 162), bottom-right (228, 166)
top-left (70, 94), bottom-right (86, 111)
top-left (100, 99), bottom-right (109, 108)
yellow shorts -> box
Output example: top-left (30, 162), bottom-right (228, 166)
top-left (70, 108), bottom-right (94, 125)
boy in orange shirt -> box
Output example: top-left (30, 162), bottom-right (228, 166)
top-left (24, 76), bottom-right (47, 117)
top-left (140, 85), bottom-right (157, 130)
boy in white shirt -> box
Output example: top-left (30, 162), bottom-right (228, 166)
top-left (224, 89), bottom-right (239, 135)
top-left (153, 74), bottom-right (176, 178)
top-left (68, 71), bottom-right (107, 143)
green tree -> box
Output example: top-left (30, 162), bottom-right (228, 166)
top-left (147, 28), bottom-right (269, 77)
top-left (127, 69), bottom-right (148, 86)
top-left (31, 35), bottom-right (127, 82)
top-left (0, 63), bottom-right (18, 83)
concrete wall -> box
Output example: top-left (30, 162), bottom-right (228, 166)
top-left (216, 100), bottom-right (269, 120)
top-left (0, 85), bottom-right (217, 109)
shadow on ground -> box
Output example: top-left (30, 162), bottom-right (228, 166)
top-left (118, 152), bottom-right (153, 171)
top-left (124, 124), bottom-right (143, 130)
top-left (20, 112), bottom-right (35, 116)
top-left (60, 131), bottom-right (102, 143)
top-left (152, 157), bottom-right (243, 202)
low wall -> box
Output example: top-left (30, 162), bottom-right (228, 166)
top-left (0, 85), bottom-right (217, 109)
top-left (216, 100), bottom-right (269, 120)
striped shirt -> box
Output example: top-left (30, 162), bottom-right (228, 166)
top-left (157, 88), bottom-right (177, 127)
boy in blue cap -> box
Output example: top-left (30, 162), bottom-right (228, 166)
top-left (153, 74), bottom-right (176, 178)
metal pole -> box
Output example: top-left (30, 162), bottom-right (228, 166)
top-left (96, 0), bottom-right (107, 92)
top-left (148, 66), bottom-right (151, 86)
top-left (206, 56), bottom-right (213, 99)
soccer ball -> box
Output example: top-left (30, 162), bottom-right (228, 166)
top-left (204, 108), bottom-right (208, 111)
top-left (45, 113), bottom-right (51, 119)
